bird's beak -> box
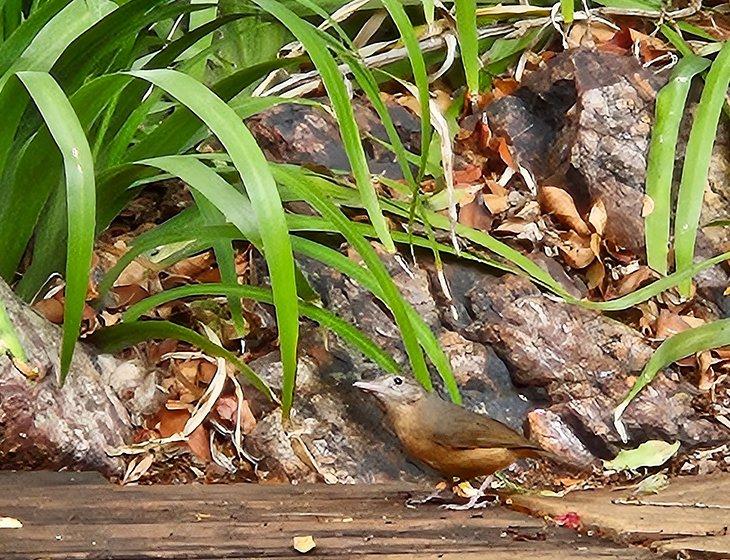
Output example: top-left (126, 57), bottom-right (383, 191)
top-left (353, 380), bottom-right (385, 394)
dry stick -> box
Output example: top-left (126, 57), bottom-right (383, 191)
top-left (612, 498), bottom-right (730, 510)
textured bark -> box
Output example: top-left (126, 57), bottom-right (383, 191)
top-left (0, 278), bottom-right (132, 475)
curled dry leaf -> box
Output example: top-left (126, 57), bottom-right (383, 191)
top-left (33, 297), bottom-right (64, 324)
top-left (558, 231), bottom-right (595, 269)
top-left (539, 187), bottom-right (590, 236)
top-left (458, 198), bottom-right (493, 231)
top-left (586, 259), bottom-right (606, 291)
top-left (588, 200), bottom-right (607, 236)
top-left (605, 266), bottom-right (657, 300)
top-left (655, 309), bottom-right (693, 340)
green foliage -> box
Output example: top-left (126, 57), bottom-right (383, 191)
top-left (0, 0), bottom-right (726, 422)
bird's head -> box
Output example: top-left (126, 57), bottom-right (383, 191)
top-left (354, 374), bottom-right (425, 407)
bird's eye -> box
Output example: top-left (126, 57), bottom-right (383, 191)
top-left (393, 376), bottom-right (403, 386)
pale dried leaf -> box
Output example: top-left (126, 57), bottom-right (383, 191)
top-left (293, 535), bottom-right (316, 554)
top-left (588, 200), bottom-right (607, 236)
top-left (539, 186), bottom-right (590, 236)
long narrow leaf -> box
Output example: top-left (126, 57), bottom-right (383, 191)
top-left (614, 318), bottom-right (730, 441)
top-left (674, 42), bottom-right (730, 297)
top-left (15, 71), bottom-right (95, 381)
top-left (123, 284), bottom-right (399, 374)
top-left (454, 0), bottom-right (480, 97)
top-left (273, 165), bottom-right (435, 392)
top-left (250, 0), bottom-right (395, 252)
top-left (125, 70), bottom-right (299, 416)
top-left (645, 54), bottom-right (710, 275)
top-left (379, 0), bottom-right (432, 178)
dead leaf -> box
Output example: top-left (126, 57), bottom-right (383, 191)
top-left (655, 309), bottom-right (692, 340)
top-left (586, 259), bottom-right (606, 290)
top-left (33, 298), bottom-right (64, 324)
top-left (568, 21), bottom-right (616, 48)
top-left (557, 231), bottom-right (595, 269)
top-left (539, 187), bottom-right (590, 236)
top-left (483, 193), bottom-right (508, 214)
top-left (458, 198), bottom-right (493, 231)
top-left (588, 200), bottom-right (607, 236)
top-left (240, 400), bottom-right (257, 435)
top-left (453, 164), bottom-right (483, 185)
top-left (187, 424), bottom-right (211, 462)
top-left (293, 535), bottom-right (316, 554)
top-left (606, 266), bottom-right (657, 299)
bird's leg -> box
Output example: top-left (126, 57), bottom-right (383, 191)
top-left (440, 475), bottom-right (498, 510)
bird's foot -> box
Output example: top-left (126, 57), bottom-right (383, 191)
top-left (438, 494), bottom-right (499, 510)
top-left (405, 486), bottom-right (449, 508)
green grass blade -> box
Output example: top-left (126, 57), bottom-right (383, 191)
top-left (674, 41), bottom-right (730, 297)
top-left (15, 71), bottom-right (95, 381)
top-left (379, 0), bottom-right (432, 179)
top-left (454, 0), bottom-right (480, 97)
top-left (0, 302), bottom-right (26, 362)
top-left (614, 318), bottom-right (730, 440)
top-left (273, 165), bottom-right (434, 393)
top-left (290, 235), bottom-right (461, 402)
top-left (122, 283), bottom-right (399, 374)
top-left (125, 70), bottom-right (299, 416)
top-left (645, 54), bottom-right (710, 275)
top-left (559, 0), bottom-right (574, 24)
top-left (250, 0), bottom-right (395, 252)
top-left (0, 0), bottom-right (115, 89)
top-left (88, 320), bottom-right (274, 400)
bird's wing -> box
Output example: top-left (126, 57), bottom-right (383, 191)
top-left (425, 397), bottom-right (540, 451)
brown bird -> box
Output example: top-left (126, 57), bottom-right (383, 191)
top-left (354, 374), bottom-right (551, 508)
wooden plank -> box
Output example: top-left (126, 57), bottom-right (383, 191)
top-left (511, 473), bottom-right (730, 558)
top-left (0, 471), bottom-right (651, 559)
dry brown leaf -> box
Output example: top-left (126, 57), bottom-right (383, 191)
top-left (453, 164), bottom-right (483, 185)
top-left (483, 193), bottom-right (509, 214)
top-left (568, 21), bottom-right (617, 48)
top-left (558, 231), bottom-right (595, 269)
top-left (539, 186), bottom-right (590, 236)
top-left (494, 218), bottom-right (528, 235)
top-left (697, 351), bottom-right (714, 391)
top-left (33, 298), bottom-right (64, 324)
top-left (198, 360), bottom-right (218, 384)
top-left (240, 400), bottom-right (257, 435)
top-left (588, 200), bottom-right (607, 236)
top-left (111, 284), bottom-right (150, 309)
top-left (117, 260), bottom-right (149, 287)
top-left (458, 199), bottom-right (493, 231)
top-left (655, 309), bottom-right (692, 340)
top-left (158, 409), bottom-right (189, 438)
top-left (606, 266), bottom-right (657, 299)
top-left (187, 425), bottom-right (211, 462)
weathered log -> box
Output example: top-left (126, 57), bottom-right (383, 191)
top-left (0, 278), bottom-right (132, 475)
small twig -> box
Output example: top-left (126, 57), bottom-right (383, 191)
top-left (612, 498), bottom-right (730, 510)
